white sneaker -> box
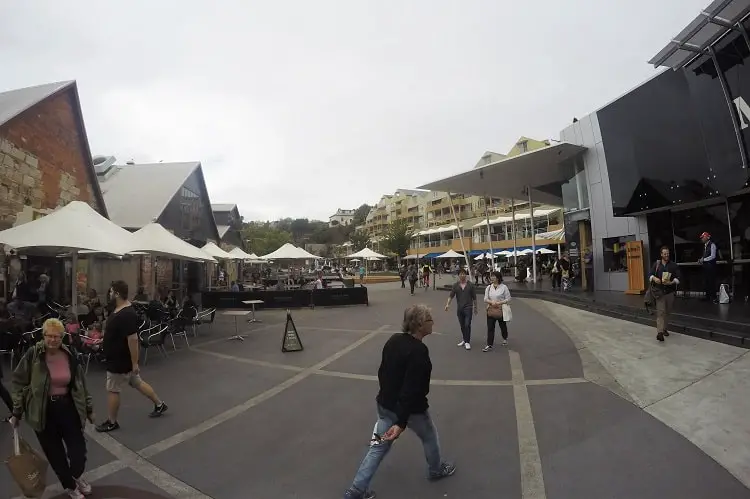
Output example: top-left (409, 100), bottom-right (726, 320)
top-left (66, 488), bottom-right (85, 499)
top-left (464, 343), bottom-right (471, 350)
top-left (501, 339), bottom-right (508, 346)
top-left (457, 341), bottom-right (465, 347)
top-left (75, 477), bottom-right (92, 495)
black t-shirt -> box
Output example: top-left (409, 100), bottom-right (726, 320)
top-left (103, 305), bottom-right (140, 373)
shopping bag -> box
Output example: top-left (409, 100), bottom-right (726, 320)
top-left (502, 304), bottom-right (513, 322)
top-left (5, 427), bottom-right (48, 498)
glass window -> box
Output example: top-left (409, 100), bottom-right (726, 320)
top-left (603, 235), bottom-right (635, 273)
top-left (729, 193), bottom-right (750, 261)
top-left (560, 156), bottom-right (589, 213)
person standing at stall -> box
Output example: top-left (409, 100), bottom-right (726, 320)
top-left (10, 318), bottom-right (95, 498)
top-left (699, 231), bottom-right (718, 303)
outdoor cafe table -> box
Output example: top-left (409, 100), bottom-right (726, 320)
top-left (222, 310), bottom-right (253, 341)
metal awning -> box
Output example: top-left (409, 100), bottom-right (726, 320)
top-left (418, 142), bottom-right (586, 205)
top-left (648, 0), bottom-right (750, 70)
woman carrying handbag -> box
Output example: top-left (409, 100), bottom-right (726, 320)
top-left (483, 271), bottom-right (512, 352)
top-left (10, 318), bottom-right (95, 498)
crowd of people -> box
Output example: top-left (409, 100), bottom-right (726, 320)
top-left (2, 280), bottom-right (169, 499)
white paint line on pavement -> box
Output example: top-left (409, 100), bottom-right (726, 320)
top-left (525, 377), bottom-right (587, 386)
top-left (510, 350), bottom-right (548, 499)
top-left (11, 460), bottom-right (128, 499)
top-left (138, 325), bottom-right (390, 458)
top-left (85, 428), bottom-right (213, 499)
top-left (190, 347), bottom-right (305, 372)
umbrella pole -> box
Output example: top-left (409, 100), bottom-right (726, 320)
top-left (447, 192), bottom-right (471, 281)
top-left (71, 250), bottom-right (78, 314)
top-left (484, 197), bottom-right (495, 272)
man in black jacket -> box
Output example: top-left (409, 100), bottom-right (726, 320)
top-left (649, 246), bottom-right (681, 342)
top-left (343, 304), bottom-right (455, 499)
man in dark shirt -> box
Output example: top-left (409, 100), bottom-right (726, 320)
top-left (444, 268), bottom-right (477, 350)
top-left (343, 304), bottom-right (455, 499)
top-left (96, 280), bottom-right (167, 433)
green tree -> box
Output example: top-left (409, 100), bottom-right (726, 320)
top-left (352, 204), bottom-right (371, 227)
top-left (349, 230), bottom-right (370, 251)
top-left (241, 223), bottom-right (292, 256)
top-left (382, 219), bottom-right (412, 257)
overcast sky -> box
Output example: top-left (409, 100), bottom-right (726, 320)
top-left (1, 0), bottom-right (709, 222)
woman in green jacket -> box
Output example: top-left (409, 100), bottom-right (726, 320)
top-left (10, 318), bottom-right (95, 499)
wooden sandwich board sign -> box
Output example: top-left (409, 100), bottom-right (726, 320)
top-left (282, 309), bottom-right (304, 352)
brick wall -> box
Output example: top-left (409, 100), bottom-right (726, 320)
top-left (140, 256), bottom-right (174, 299)
top-left (0, 89), bottom-right (99, 230)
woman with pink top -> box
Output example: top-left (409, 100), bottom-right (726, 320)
top-left (10, 318), bottom-right (95, 499)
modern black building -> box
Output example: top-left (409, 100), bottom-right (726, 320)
top-left (422, 0), bottom-right (750, 298)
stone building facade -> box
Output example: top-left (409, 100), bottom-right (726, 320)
top-left (0, 81), bottom-right (107, 300)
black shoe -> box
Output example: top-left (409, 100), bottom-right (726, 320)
top-left (95, 420), bottom-right (120, 432)
top-left (428, 462), bottom-right (456, 481)
top-left (149, 403), bottom-right (168, 418)
top-left (656, 332), bottom-right (664, 342)
top-left (663, 330), bottom-right (670, 337)
top-left (343, 488), bottom-right (376, 499)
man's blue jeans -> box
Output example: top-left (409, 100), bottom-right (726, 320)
top-left (350, 404), bottom-right (442, 493)
top-left (457, 307), bottom-right (473, 343)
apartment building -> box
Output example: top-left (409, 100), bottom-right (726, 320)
top-left (357, 136), bottom-right (564, 256)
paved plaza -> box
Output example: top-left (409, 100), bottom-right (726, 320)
top-left (2, 281), bottom-right (750, 498)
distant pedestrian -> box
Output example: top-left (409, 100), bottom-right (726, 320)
top-left (408, 264), bottom-right (418, 295)
top-left (359, 265), bottom-right (366, 286)
top-left (649, 246), bottom-right (680, 342)
top-left (483, 271), bottom-right (512, 350)
top-left (342, 304), bottom-right (456, 499)
top-left (399, 265), bottom-right (406, 288)
top-left (444, 268), bottom-right (477, 350)
top-left (96, 280), bottom-right (167, 433)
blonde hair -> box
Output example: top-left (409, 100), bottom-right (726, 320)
top-left (42, 318), bottom-right (65, 336)
top-left (402, 304), bottom-right (432, 334)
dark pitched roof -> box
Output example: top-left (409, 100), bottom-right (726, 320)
top-left (0, 80), bottom-right (108, 216)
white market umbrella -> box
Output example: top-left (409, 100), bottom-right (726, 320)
top-left (132, 223), bottom-right (216, 262)
top-left (260, 243), bottom-right (322, 260)
top-left (534, 248), bottom-right (556, 255)
top-left (0, 201), bottom-right (136, 310)
top-left (228, 247), bottom-right (253, 260)
top-left (474, 253), bottom-right (490, 261)
top-left (436, 249), bottom-right (463, 259)
top-left (0, 201), bottom-right (134, 255)
top-left (202, 241), bottom-right (236, 260)
top-left (347, 247), bottom-right (387, 260)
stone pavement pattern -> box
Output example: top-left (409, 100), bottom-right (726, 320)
top-left (1, 280), bottom-right (749, 498)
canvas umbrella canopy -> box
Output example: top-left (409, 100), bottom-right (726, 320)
top-left (201, 242), bottom-right (236, 260)
top-left (0, 201), bottom-right (137, 310)
top-left (533, 248), bottom-right (556, 254)
top-left (347, 247), bottom-right (387, 259)
top-left (260, 243), bottom-right (322, 260)
top-left (131, 223), bottom-right (216, 262)
top-left (228, 247), bottom-right (254, 260)
top-left (436, 249), bottom-right (463, 258)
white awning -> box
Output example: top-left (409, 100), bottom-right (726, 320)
top-left (419, 143), bottom-right (586, 205)
top-left (537, 228), bottom-right (565, 240)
